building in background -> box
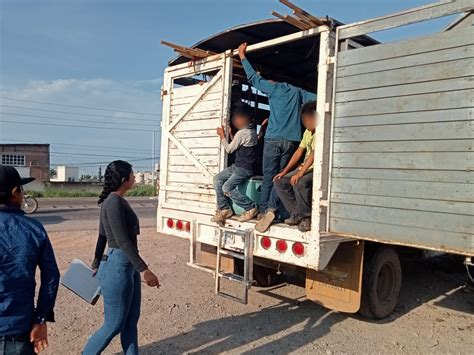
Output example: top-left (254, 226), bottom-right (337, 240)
top-left (50, 165), bottom-right (80, 182)
top-left (0, 143), bottom-right (50, 191)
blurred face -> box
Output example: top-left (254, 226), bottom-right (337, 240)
top-left (9, 186), bottom-right (24, 208)
top-left (123, 171), bottom-right (135, 190)
top-left (302, 112), bottom-right (316, 131)
top-left (233, 114), bottom-right (250, 130)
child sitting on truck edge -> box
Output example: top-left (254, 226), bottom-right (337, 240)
top-left (212, 103), bottom-right (259, 223)
top-left (256, 101), bottom-right (317, 233)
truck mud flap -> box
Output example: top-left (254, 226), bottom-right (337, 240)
top-left (306, 240), bottom-right (364, 313)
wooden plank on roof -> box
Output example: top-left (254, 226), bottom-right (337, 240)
top-left (338, 0), bottom-right (474, 39)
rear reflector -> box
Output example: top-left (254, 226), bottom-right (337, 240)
top-left (260, 236), bottom-right (271, 250)
top-left (185, 221), bottom-right (191, 232)
top-left (166, 218), bottom-right (174, 229)
top-left (292, 242), bottom-right (305, 256)
top-left (276, 240), bottom-right (288, 253)
top-left (176, 220), bottom-right (184, 230)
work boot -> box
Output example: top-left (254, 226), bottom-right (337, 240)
top-left (211, 209), bottom-right (233, 223)
top-left (298, 217), bottom-right (311, 232)
top-left (284, 215), bottom-right (303, 226)
top-left (257, 212), bottom-right (266, 220)
top-left (237, 207), bottom-right (258, 222)
top-left (255, 209), bottom-right (276, 233)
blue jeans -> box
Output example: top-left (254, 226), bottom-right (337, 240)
top-left (214, 165), bottom-right (255, 212)
top-left (83, 248), bottom-right (141, 355)
top-left (260, 139), bottom-right (299, 212)
top-left (0, 336), bottom-right (34, 355)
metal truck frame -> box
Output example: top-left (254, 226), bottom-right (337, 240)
top-left (158, 0), bottom-right (473, 319)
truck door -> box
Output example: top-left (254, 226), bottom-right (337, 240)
top-left (328, 3), bottom-right (474, 255)
top-left (158, 55), bottom-right (233, 234)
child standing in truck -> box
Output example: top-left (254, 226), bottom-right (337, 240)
top-left (212, 103), bottom-right (259, 223)
top-left (257, 101), bottom-right (317, 232)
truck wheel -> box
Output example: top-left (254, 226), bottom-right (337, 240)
top-left (253, 264), bottom-right (281, 287)
top-left (359, 247), bottom-right (402, 319)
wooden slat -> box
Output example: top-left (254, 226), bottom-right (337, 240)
top-left (331, 192), bottom-right (473, 216)
top-left (170, 110), bottom-right (221, 121)
top-left (171, 91), bottom-right (221, 106)
top-left (334, 120), bottom-right (474, 142)
top-left (330, 177), bottom-right (473, 202)
top-left (336, 58), bottom-right (473, 92)
top-left (168, 172), bottom-right (211, 185)
top-left (333, 139), bottom-right (474, 153)
top-left (170, 98), bottom-right (222, 117)
top-left (165, 197), bottom-right (215, 210)
top-left (173, 129), bottom-right (217, 139)
top-left (333, 151), bottom-right (472, 171)
top-left (338, 0), bottom-right (474, 40)
top-left (331, 168), bottom-right (473, 184)
top-left (335, 77), bottom-right (474, 104)
top-left (331, 202), bottom-right (473, 234)
top-left (172, 118), bottom-right (221, 132)
top-left (169, 146), bottom-right (219, 157)
top-left (173, 136), bottom-right (219, 148)
top-left (329, 217), bottom-right (472, 254)
top-left (171, 84), bottom-right (203, 99)
top-left (338, 25), bottom-right (474, 67)
top-left (337, 45), bottom-right (473, 78)
top-left (166, 190), bottom-right (216, 204)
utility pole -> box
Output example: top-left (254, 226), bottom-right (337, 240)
top-left (151, 131), bottom-right (156, 186)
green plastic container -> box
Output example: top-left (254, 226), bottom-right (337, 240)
top-left (231, 177), bottom-right (262, 215)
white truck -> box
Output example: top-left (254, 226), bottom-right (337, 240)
top-left (157, 0), bottom-right (474, 319)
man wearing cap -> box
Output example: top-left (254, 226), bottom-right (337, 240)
top-left (0, 166), bottom-right (60, 355)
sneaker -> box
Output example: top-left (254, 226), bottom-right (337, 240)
top-left (298, 217), bottom-right (311, 232)
top-left (237, 207), bottom-right (258, 222)
top-left (211, 209), bottom-right (233, 223)
top-left (284, 215), bottom-right (303, 226)
top-left (255, 210), bottom-right (276, 233)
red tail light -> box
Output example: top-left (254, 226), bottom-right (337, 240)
top-left (185, 221), bottom-right (191, 232)
top-left (260, 236), bottom-right (271, 250)
top-left (292, 242), bottom-right (305, 256)
top-left (276, 240), bottom-right (288, 253)
top-left (166, 218), bottom-right (174, 228)
top-left (176, 220), bottom-right (184, 230)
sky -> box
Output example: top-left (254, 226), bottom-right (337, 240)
top-left (0, 0), bottom-right (456, 174)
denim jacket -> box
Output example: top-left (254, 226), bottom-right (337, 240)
top-left (0, 206), bottom-right (60, 336)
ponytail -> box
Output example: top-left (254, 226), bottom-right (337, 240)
top-left (98, 160), bottom-right (133, 204)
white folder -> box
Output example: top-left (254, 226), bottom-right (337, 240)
top-left (61, 259), bottom-right (101, 305)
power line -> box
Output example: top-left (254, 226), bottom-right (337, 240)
top-left (53, 156), bottom-right (160, 167)
top-left (0, 104), bottom-right (160, 123)
top-left (0, 97), bottom-right (160, 116)
top-left (0, 119), bottom-right (161, 132)
top-left (0, 112), bottom-right (160, 128)
top-left (0, 138), bottom-right (159, 154)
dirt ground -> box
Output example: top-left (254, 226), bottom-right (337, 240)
top-left (44, 227), bottom-right (473, 354)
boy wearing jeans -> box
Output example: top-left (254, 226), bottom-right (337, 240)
top-left (238, 42), bottom-right (316, 216)
top-left (212, 103), bottom-right (259, 223)
top-left (257, 101), bottom-right (317, 232)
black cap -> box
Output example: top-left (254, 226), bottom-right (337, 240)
top-left (0, 165), bottom-right (35, 197)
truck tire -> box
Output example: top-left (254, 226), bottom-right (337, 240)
top-left (253, 264), bottom-right (281, 287)
top-left (359, 247), bottom-right (402, 319)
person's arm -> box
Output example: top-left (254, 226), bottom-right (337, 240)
top-left (219, 129), bottom-right (245, 154)
top-left (274, 147), bottom-right (305, 181)
top-left (300, 88), bottom-right (317, 103)
top-left (290, 151), bottom-right (314, 186)
top-left (91, 218), bottom-right (107, 270)
top-left (105, 198), bottom-right (148, 272)
top-left (238, 43), bottom-right (275, 95)
top-left (34, 231), bottom-right (60, 325)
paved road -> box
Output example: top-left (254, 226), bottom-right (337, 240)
top-left (31, 197), bottom-right (157, 232)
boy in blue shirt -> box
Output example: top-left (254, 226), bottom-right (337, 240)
top-left (0, 166), bottom-right (60, 355)
top-left (237, 43), bottom-right (316, 219)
